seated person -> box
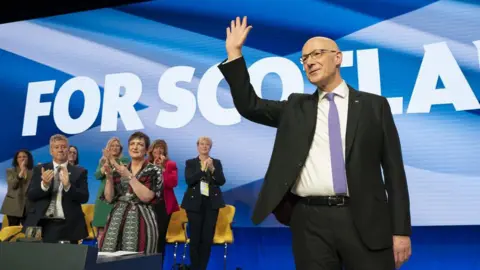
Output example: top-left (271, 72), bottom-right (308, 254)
top-left (23, 134), bottom-right (89, 243)
top-left (99, 132), bottom-right (164, 254)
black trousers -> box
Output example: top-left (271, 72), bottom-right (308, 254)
top-left (7, 215), bottom-right (25, 226)
top-left (290, 201), bottom-right (395, 270)
top-left (38, 219), bottom-right (79, 244)
top-left (186, 196), bottom-right (219, 270)
top-left (154, 200), bottom-right (171, 264)
top-left (6, 207), bottom-right (26, 226)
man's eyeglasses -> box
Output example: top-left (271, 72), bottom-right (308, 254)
top-left (300, 49), bottom-right (338, 64)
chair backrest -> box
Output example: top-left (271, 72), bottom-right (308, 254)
top-left (213, 205), bottom-right (235, 244)
top-left (1, 215), bottom-right (8, 229)
top-left (81, 204), bottom-right (96, 239)
top-left (166, 207), bottom-right (188, 243)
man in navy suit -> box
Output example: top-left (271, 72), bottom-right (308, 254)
top-left (24, 134), bottom-right (89, 243)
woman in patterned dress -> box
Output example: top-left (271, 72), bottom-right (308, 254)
top-left (99, 132), bottom-right (164, 254)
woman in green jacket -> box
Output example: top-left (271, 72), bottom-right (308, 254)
top-left (92, 137), bottom-right (129, 242)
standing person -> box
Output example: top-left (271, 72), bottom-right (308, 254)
top-left (148, 139), bottom-right (179, 262)
top-left (1, 150), bottom-right (34, 226)
top-left (67, 146), bottom-right (79, 166)
top-left (218, 16), bottom-right (412, 270)
top-left (99, 132), bottom-right (164, 254)
top-left (23, 134), bottom-right (89, 243)
top-left (181, 137), bottom-right (226, 270)
top-left (92, 137), bottom-right (129, 243)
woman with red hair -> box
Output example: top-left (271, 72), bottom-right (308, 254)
top-left (148, 139), bottom-right (179, 261)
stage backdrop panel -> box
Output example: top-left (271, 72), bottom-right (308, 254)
top-left (0, 0), bottom-right (479, 227)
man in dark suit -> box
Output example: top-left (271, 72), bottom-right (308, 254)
top-left (218, 17), bottom-right (412, 269)
top-left (23, 134), bottom-right (89, 243)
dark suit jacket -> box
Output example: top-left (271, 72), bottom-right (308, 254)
top-left (218, 57), bottom-right (411, 250)
top-left (181, 157), bottom-right (226, 212)
top-left (23, 162), bottom-right (89, 241)
top-left (1, 168), bottom-right (32, 217)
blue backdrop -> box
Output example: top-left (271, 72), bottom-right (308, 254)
top-left (0, 0), bottom-right (479, 268)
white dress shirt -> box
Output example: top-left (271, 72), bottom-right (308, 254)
top-left (291, 80), bottom-right (350, 197)
top-left (41, 161), bottom-right (70, 219)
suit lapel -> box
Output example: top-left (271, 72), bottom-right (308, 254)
top-left (45, 162), bottom-right (54, 171)
top-left (345, 86), bottom-right (362, 162)
top-left (195, 156), bottom-right (201, 172)
top-left (304, 90), bottom-right (319, 143)
top-left (67, 164), bottom-right (74, 183)
top-left (25, 170), bottom-right (33, 188)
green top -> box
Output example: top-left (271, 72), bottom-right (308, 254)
top-left (92, 156), bottom-right (130, 227)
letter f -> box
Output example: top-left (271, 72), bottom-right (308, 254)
top-left (22, 80), bottom-right (56, 136)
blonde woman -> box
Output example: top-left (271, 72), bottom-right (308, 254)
top-left (92, 137), bottom-right (129, 242)
top-left (181, 136), bottom-right (226, 270)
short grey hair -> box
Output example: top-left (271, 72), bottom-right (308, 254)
top-left (196, 136), bottom-right (213, 148)
top-left (49, 134), bottom-right (68, 146)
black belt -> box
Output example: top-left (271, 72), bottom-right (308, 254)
top-left (298, 195), bottom-right (350, 206)
top-left (42, 217), bottom-right (65, 222)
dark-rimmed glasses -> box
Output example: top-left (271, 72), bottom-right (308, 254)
top-left (300, 49), bottom-right (338, 64)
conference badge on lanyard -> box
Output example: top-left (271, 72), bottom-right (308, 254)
top-left (200, 181), bottom-right (209, 197)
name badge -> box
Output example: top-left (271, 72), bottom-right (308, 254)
top-left (200, 181), bottom-right (209, 197)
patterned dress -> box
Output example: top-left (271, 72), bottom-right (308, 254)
top-left (99, 161), bottom-right (163, 254)
top-left (92, 156), bottom-right (130, 228)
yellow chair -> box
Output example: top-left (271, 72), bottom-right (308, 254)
top-left (2, 215), bottom-right (9, 229)
top-left (166, 207), bottom-right (189, 265)
top-left (0, 215), bottom-right (24, 242)
top-left (0, 204), bottom-right (96, 243)
top-left (213, 205), bottom-right (236, 270)
top-left (81, 204), bottom-right (97, 241)
top-left (0, 225), bottom-right (23, 242)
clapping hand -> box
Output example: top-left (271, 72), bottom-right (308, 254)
top-left (41, 167), bottom-right (54, 186)
top-left (111, 160), bottom-right (132, 179)
top-left (103, 161), bottom-right (113, 178)
top-left (19, 160), bottom-right (27, 178)
top-left (154, 155), bottom-right (166, 167)
top-left (103, 148), bottom-right (116, 163)
top-left (205, 158), bottom-right (215, 173)
top-left (59, 166), bottom-right (70, 189)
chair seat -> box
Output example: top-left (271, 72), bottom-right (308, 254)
top-left (213, 233), bottom-right (233, 244)
top-left (166, 235), bottom-right (189, 244)
top-left (0, 225), bottom-right (23, 242)
top-left (166, 222), bottom-right (188, 243)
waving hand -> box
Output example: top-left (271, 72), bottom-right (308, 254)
top-left (226, 16), bottom-right (253, 61)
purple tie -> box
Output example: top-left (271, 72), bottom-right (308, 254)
top-left (326, 93), bottom-right (348, 194)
